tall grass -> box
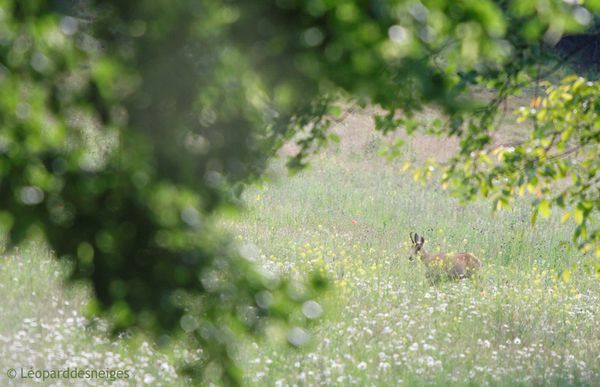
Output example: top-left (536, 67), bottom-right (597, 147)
top-left (229, 151), bottom-right (600, 386)
top-left (0, 241), bottom-right (185, 386)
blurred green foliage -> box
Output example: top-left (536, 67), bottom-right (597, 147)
top-left (0, 0), bottom-right (598, 383)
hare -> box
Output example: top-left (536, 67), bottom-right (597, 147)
top-left (409, 232), bottom-right (481, 282)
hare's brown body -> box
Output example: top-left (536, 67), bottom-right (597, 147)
top-left (409, 233), bottom-right (481, 281)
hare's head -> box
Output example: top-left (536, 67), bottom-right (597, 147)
top-left (409, 232), bottom-right (425, 262)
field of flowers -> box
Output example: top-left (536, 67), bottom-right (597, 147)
top-left (0, 242), bottom-right (188, 386)
top-left (1, 113), bottom-right (599, 386)
top-left (230, 148), bottom-right (600, 386)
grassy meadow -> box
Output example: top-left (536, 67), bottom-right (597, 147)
top-left (0, 242), bottom-right (185, 386)
top-left (230, 111), bottom-right (600, 386)
top-left (1, 108), bottom-right (599, 386)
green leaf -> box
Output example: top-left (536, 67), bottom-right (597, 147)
top-left (531, 208), bottom-right (538, 225)
top-left (561, 268), bottom-right (571, 283)
top-left (588, 0), bottom-right (600, 12)
top-left (329, 105), bottom-right (342, 118)
top-left (538, 199), bottom-right (551, 219)
top-left (574, 208), bottom-right (584, 225)
top-left (328, 133), bottom-right (341, 143)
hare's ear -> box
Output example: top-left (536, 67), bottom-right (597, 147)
top-left (419, 235), bottom-right (425, 244)
top-left (410, 232), bottom-right (415, 243)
